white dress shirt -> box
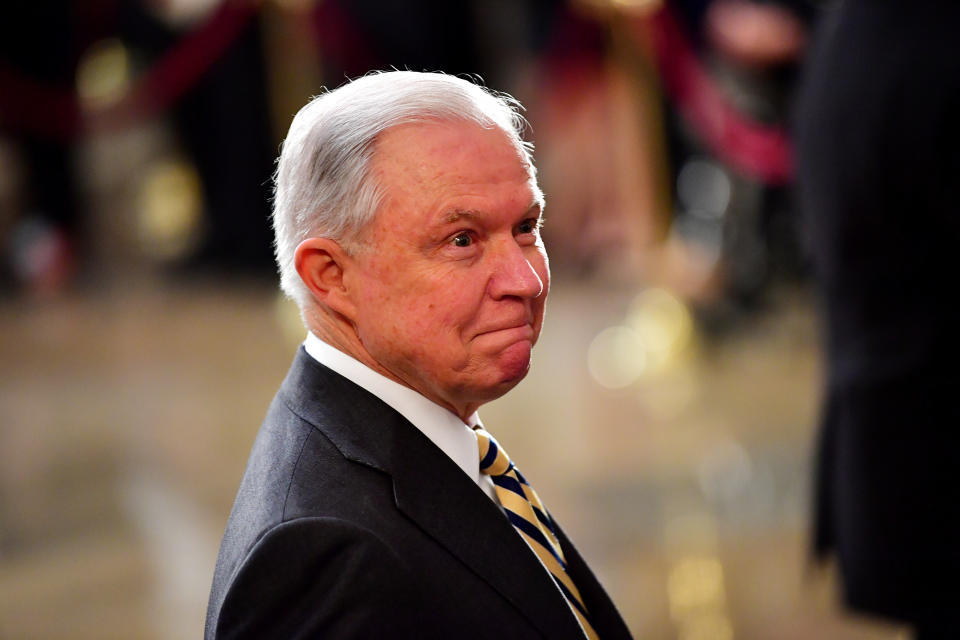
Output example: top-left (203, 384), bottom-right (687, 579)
top-left (303, 332), bottom-right (497, 501)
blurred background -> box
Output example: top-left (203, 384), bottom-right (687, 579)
top-left (0, 0), bottom-right (917, 638)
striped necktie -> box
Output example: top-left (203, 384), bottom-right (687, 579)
top-left (473, 425), bottom-right (599, 640)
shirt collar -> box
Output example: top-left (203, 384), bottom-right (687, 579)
top-left (303, 332), bottom-right (483, 487)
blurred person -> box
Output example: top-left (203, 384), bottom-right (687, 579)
top-left (205, 71), bottom-right (632, 639)
top-left (0, 1), bottom-right (84, 293)
top-left (796, 2), bottom-right (960, 638)
top-left (120, 0), bottom-right (276, 271)
top-left (668, 0), bottom-right (814, 308)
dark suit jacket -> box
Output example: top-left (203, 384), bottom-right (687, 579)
top-left (205, 347), bottom-right (632, 639)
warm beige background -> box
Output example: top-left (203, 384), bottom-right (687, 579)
top-left (0, 276), bottom-right (907, 639)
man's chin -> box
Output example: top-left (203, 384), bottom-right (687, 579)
top-left (455, 340), bottom-right (534, 407)
top-left (495, 340), bottom-right (534, 384)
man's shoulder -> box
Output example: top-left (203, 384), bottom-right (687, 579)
top-left (206, 380), bottom-right (406, 638)
top-left (229, 367), bottom-right (397, 536)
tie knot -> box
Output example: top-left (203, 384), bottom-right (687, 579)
top-left (473, 426), bottom-right (513, 477)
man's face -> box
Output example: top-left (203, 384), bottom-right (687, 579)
top-left (344, 120), bottom-right (549, 418)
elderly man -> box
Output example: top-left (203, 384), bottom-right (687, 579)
top-left (205, 71), bottom-right (631, 639)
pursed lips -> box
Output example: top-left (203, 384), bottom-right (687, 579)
top-left (473, 320), bottom-right (535, 341)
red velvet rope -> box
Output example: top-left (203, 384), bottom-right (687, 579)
top-left (640, 4), bottom-right (794, 184)
top-left (1, 0), bottom-right (793, 187)
top-left (0, 63), bottom-right (81, 141)
top-left (0, 0), bottom-right (259, 141)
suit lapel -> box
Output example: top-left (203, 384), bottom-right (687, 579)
top-left (280, 349), bottom-right (587, 639)
top-left (389, 428), bottom-right (587, 639)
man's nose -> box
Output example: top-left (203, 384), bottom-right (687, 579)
top-left (488, 242), bottom-right (544, 300)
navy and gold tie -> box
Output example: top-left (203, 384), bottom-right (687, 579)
top-left (473, 425), bottom-right (599, 640)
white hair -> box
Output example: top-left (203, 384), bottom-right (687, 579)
top-left (272, 70), bottom-right (537, 309)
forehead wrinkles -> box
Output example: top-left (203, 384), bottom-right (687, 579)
top-left (368, 121), bottom-right (539, 228)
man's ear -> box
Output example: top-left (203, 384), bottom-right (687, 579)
top-left (294, 237), bottom-right (358, 321)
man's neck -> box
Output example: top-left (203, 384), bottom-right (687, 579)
top-left (305, 311), bottom-right (478, 421)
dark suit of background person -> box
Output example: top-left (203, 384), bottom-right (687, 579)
top-left (204, 72), bottom-right (632, 639)
top-left (795, 2), bottom-right (960, 637)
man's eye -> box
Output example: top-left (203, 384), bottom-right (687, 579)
top-left (452, 233), bottom-right (472, 247)
top-left (518, 219), bottom-right (540, 235)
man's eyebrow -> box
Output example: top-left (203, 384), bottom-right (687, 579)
top-left (441, 210), bottom-right (480, 224)
top-left (440, 201), bottom-right (543, 225)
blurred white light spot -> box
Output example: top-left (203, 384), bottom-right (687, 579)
top-left (137, 159), bottom-right (204, 261)
top-left (677, 158), bottom-right (732, 219)
top-left (626, 287), bottom-right (694, 370)
top-left (587, 325), bottom-right (647, 389)
top-left (697, 438), bottom-right (753, 504)
top-left (668, 556), bottom-right (726, 617)
top-left (671, 222), bottom-right (723, 268)
top-left (678, 612), bottom-right (734, 640)
top-left (150, 0), bottom-right (221, 26)
top-left (76, 38), bottom-right (131, 109)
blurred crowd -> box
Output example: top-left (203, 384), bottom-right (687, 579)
top-left (0, 0), bottom-right (815, 317)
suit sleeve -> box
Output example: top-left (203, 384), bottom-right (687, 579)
top-left (213, 517), bottom-right (435, 639)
